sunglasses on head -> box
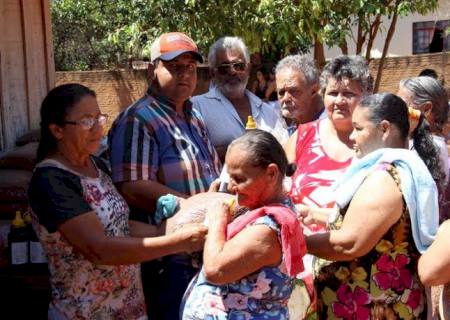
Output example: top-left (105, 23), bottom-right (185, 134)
top-left (216, 62), bottom-right (247, 75)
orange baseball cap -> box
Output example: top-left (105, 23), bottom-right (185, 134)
top-left (150, 32), bottom-right (203, 63)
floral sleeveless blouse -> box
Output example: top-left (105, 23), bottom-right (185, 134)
top-left (314, 164), bottom-right (426, 319)
top-left (182, 215), bottom-right (294, 319)
top-left (28, 158), bottom-right (147, 319)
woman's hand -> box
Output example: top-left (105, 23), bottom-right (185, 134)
top-left (296, 204), bottom-right (314, 225)
top-left (207, 201), bottom-right (232, 227)
top-left (296, 204), bottom-right (333, 227)
top-left (173, 223), bottom-right (208, 253)
top-left (208, 179), bottom-right (220, 192)
top-left (175, 195), bottom-right (187, 207)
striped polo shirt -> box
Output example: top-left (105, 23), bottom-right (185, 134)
top-left (108, 86), bottom-right (221, 198)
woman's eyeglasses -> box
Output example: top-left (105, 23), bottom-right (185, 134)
top-left (63, 114), bottom-right (108, 130)
top-left (216, 62), bottom-right (247, 75)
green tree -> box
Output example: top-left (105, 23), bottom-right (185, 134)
top-left (52, 0), bottom-right (439, 81)
top-left (52, 0), bottom-right (119, 70)
top-left (281, 0), bottom-right (438, 90)
top-left (52, 0), bottom-right (311, 69)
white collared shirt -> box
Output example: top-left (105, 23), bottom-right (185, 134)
top-left (192, 87), bottom-right (289, 147)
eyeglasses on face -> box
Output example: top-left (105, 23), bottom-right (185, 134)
top-left (216, 62), bottom-right (247, 75)
top-left (63, 114), bottom-right (108, 130)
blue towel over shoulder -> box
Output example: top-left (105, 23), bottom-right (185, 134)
top-left (333, 148), bottom-right (439, 253)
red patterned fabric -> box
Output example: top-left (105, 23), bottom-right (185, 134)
top-left (289, 120), bottom-right (352, 209)
top-left (227, 204), bottom-right (306, 277)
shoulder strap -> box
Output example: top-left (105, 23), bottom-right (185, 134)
top-left (91, 156), bottom-right (111, 176)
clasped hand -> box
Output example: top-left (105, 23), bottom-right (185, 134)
top-left (173, 223), bottom-right (208, 253)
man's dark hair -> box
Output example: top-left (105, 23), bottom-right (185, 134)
top-left (418, 68), bottom-right (438, 79)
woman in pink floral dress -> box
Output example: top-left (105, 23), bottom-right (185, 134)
top-left (303, 93), bottom-right (442, 319)
top-left (28, 84), bottom-right (207, 319)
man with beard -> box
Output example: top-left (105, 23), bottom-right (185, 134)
top-left (193, 36), bottom-right (288, 161)
top-left (108, 32), bottom-right (221, 319)
top-left (275, 54), bottom-right (325, 135)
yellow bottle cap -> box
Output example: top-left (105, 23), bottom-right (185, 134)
top-left (23, 212), bottom-right (32, 224)
top-left (11, 211), bottom-right (26, 228)
top-left (228, 198), bottom-right (236, 216)
top-left (245, 115), bottom-right (257, 130)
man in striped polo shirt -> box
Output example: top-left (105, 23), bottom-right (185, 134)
top-left (108, 32), bottom-right (221, 320)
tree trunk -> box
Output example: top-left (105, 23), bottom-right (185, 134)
top-left (314, 37), bottom-right (326, 68)
top-left (365, 13), bottom-right (381, 61)
top-left (339, 40), bottom-right (348, 55)
top-left (356, 17), bottom-right (365, 55)
top-left (374, 1), bottom-right (399, 92)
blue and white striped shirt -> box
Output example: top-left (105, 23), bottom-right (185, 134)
top-left (108, 86), bottom-right (221, 198)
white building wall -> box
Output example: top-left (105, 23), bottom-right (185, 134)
top-left (323, 0), bottom-right (450, 58)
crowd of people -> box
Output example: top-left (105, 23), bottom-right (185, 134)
top-left (27, 31), bottom-right (449, 319)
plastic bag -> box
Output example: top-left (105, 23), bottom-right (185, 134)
top-left (165, 192), bottom-right (233, 233)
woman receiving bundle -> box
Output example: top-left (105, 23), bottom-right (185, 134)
top-left (182, 129), bottom-right (307, 319)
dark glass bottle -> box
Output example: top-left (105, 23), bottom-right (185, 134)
top-left (8, 211), bottom-right (29, 266)
top-left (23, 212), bottom-right (47, 264)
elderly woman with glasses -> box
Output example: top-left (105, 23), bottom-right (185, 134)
top-left (28, 83), bottom-right (207, 320)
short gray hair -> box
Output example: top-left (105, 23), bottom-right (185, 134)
top-left (207, 36), bottom-right (250, 68)
top-left (320, 55), bottom-right (373, 94)
top-left (275, 54), bottom-right (319, 86)
top-left (400, 76), bottom-right (449, 131)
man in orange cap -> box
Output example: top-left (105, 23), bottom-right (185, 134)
top-left (108, 32), bottom-right (221, 319)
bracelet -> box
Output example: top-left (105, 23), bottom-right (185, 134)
top-left (408, 107), bottom-right (421, 121)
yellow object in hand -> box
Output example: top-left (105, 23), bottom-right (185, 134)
top-left (228, 198), bottom-right (236, 216)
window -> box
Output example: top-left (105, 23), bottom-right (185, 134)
top-left (413, 20), bottom-right (450, 54)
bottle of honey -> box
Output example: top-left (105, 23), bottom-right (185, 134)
top-left (23, 212), bottom-right (46, 264)
top-left (8, 211), bottom-right (29, 266)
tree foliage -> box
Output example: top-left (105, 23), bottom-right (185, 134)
top-left (52, 0), bottom-right (439, 77)
top-left (52, 0), bottom-right (119, 70)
